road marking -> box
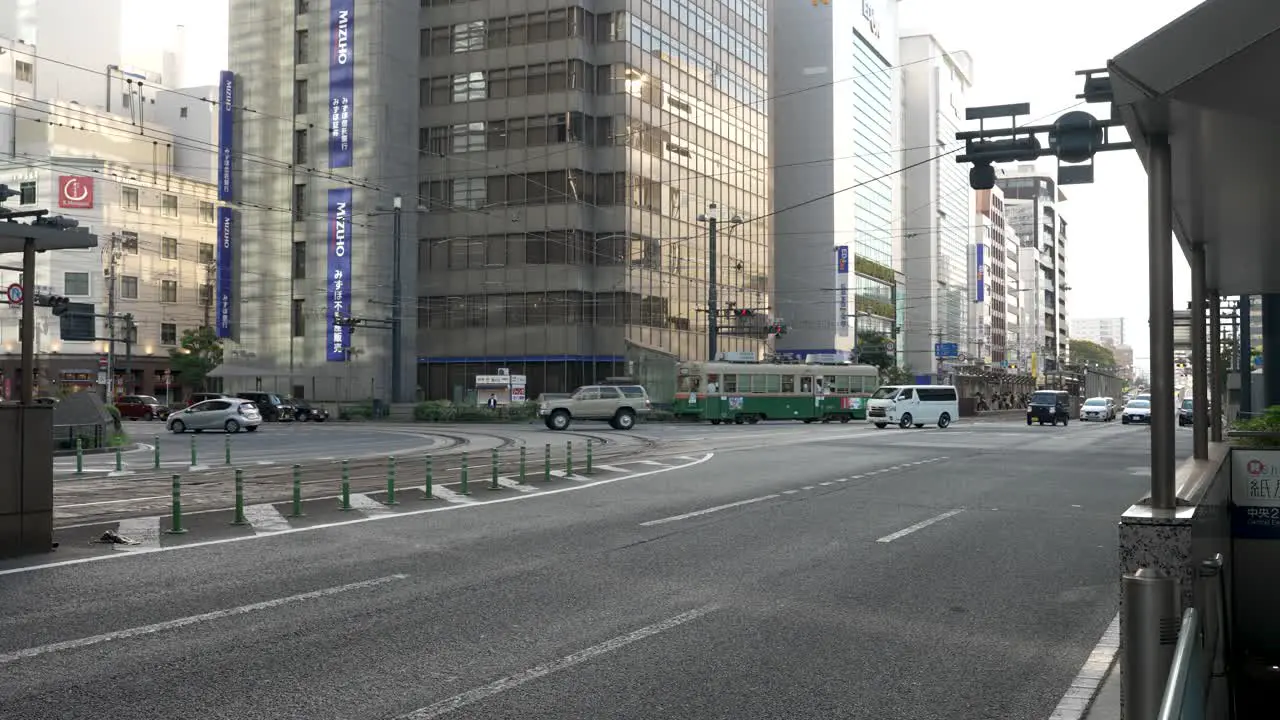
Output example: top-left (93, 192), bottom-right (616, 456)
top-left (640, 494), bottom-right (780, 527)
top-left (802, 485), bottom-right (815, 490)
top-left (876, 509), bottom-right (965, 543)
top-left (819, 482), bottom-right (832, 486)
top-left (835, 478), bottom-right (848, 483)
top-left (430, 485), bottom-right (475, 504)
top-left (495, 477), bottom-right (536, 493)
top-left (1047, 614), bottom-right (1119, 720)
top-left (850, 475), bottom-right (863, 479)
top-left (347, 493), bottom-right (395, 516)
top-left (114, 516), bottom-right (160, 552)
top-left (60, 495), bottom-right (170, 509)
top-left (549, 470), bottom-right (592, 482)
top-left (781, 490), bottom-right (798, 495)
top-left (592, 464), bottom-right (628, 473)
top-left (243, 503), bottom-right (291, 533)
top-left (397, 605), bottom-right (718, 719)
top-left (634, 460), bottom-right (669, 467)
top-left (0, 574), bottom-right (407, 666)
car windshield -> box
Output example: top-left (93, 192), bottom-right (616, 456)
top-left (1030, 392), bottom-right (1059, 404)
top-left (1129, 400), bottom-right (1151, 408)
top-left (1181, 399), bottom-right (1193, 409)
top-left (871, 386), bottom-right (900, 399)
top-left (1084, 399), bottom-right (1106, 406)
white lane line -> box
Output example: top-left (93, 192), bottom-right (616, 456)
top-left (397, 605), bottom-right (718, 719)
top-left (835, 478), bottom-right (848, 483)
top-left (781, 490), bottom-right (798, 495)
top-left (242, 503), bottom-right (291, 533)
top-left (60, 495), bottom-right (170, 509)
top-left (819, 482), bottom-right (832, 486)
top-left (113, 516), bottom-right (161, 552)
top-left (429, 485), bottom-right (475, 505)
top-left (1047, 614), bottom-right (1120, 720)
top-left (640, 494), bottom-right (780, 527)
top-left (591, 464), bottom-right (629, 473)
top-left (495, 477), bottom-right (537, 493)
top-left (0, 574), bottom-right (407, 666)
top-left (876, 509), bottom-right (965, 543)
top-left (850, 475), bottom-right (864, 479)
top-left (347, 493), bottom-right (395, 516)
top-left (634, 460), bottom-right (670, 467)
top-left (549, 470), bottom-right (593, 482)
top-left (6, 455), bottom-right (713, 577)
top-left (801, 485), bottom-right (816, 490)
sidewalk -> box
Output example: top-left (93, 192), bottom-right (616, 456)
top-left (1081, 663), bottom-right (1121, 720)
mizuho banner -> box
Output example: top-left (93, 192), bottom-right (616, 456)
top-left (217, 70), bottom-right (234, 201)
top-left (327, 187), bottom-right (353, 361)
top-left (215, 207), bottom-right (234, 338)
top-left (328, 0), bottom-right (354, 168)
top-left (975, 244), bottom-right (985, 303)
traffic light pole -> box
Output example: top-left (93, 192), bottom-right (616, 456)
top-left (391, 195), bottom-right (403, 403)
top-left (105, 232), bottom-right (117, 401)
top-left (20, 237), bottom-right (34, 405)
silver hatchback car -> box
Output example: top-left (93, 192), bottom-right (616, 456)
top-left (167, 398), bottom-right (263, 434)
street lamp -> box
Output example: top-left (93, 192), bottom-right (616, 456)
top-left (696, 203), bottom-right (743, 361)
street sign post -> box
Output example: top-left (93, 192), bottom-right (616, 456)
top-left (4, 283), bottom-right (21, 304)
top-left (935, 342), bottom-right (960, 358)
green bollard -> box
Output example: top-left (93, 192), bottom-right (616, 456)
top-left (544, 443), bottom-right (551, 482)
top-left (518, 446), bottom-right (527, 484)
top-left (289, 464), bottom-right (304, 517)
top-left (75, 437), bottom-right (83, 475)
top-left (153, 435), bottom-right (160, 470)
top-left (338, 459), bottom-right (352, 510)
top-left (586, 439), bottom-right (593, 474)
top-left (489, 448), bottom-right (501, 490)
top-left (165, 474), bottom-right (187, 534)
top-left (114, 445), bottom-right (122, 472)
top-left (224, 434), bottom-right (232, 465)
top-left (424, 456), bottom-right (433, 499)
top-left (566, 441), bottom-right (574, 477)
top-left (459, 452), bottom-right (470, 495)
top-left (386, 456), bottom-right (399, 505)
top-left (230, 468), bottom-right (248, 525)
top-left (190, 435), bottom-right (197, 467)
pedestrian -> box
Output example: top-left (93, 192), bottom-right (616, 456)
top-left (486, 393), bottom-right (498, 410)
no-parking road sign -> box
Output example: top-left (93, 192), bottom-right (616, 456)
top-left (4, 283), bottom-right (21, 305)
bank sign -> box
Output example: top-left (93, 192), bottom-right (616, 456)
top-left (327, 188), bottom-right (353, 361)
top-left (329, 0), bottom-right (354, 168)
top-left (217, 70), bottom-right (234, 201)
top-left (215, 207), bottom-right (234, 339)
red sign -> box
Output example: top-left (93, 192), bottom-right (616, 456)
top-left (98, 355), bottom-right (108, 371)
top-left (58, 175), bottom-right (94, 209)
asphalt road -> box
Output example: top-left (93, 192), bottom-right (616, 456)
top-left (1, 418), bottom-right (1191, 720)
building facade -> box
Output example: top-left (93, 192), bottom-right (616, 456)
top-left (997, 165), bottom-right (1070, 374)
top-left (971, 183), bottom-right (1020, 366)
top-left (1072, 317), bottom-right (1125, 348)
top-left (899, 34), bottom-right (973, 380)
top-left (769, 0), bottom-right (901, 361)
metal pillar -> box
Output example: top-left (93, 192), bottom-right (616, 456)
top-left (1240, 295), bottom-right (1252, 416)
top-left (1190, 245), bottom-right (1208, 459)
top-left (1209, 291), bottom-right (1223, 442)
top-left (1121, 567), bottom-right (1181, 720)
top-left (707, 214), bottom-right (719, 362)
top-left (1263, 294), bottom-right (1280, 408)
top-left (19, 238), bottom-right (34, 405)
top-left (390, 194), bottom-right (403, 404)
top-left (1148, 136), bottom-right (1176, 509)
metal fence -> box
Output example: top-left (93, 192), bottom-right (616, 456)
top-left (51, 423), bottom-right (108, 451)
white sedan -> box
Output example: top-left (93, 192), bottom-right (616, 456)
top-left (1080, 397), bottom-right (1115, 422)
top-left (1121, 400), bottom-right (1153, 425)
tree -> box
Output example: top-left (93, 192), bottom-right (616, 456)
top-left (169, 327), bottom-right (223, 392)
top-left (1069, 339), bottom-right (1117, 369)
top-left (855, 331), bottom-right (912, 384)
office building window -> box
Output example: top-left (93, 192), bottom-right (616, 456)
top-left (450, 122), bottom-right (485, 153)
top-left (162, 236), bottom-right (179, 259)
top-left (120, 231), bottom-right (139, 255)
top-left (293, 183), bottom-right (306, 220)
top-left (199, 284), bottom-right (212, 306)
top-left (64, 272), bottom-right (90, 296)
top-left (161, 280), bottom-right (178, 303)
top-left (296, 0), bottom-right (310, 13)
top-left (122, 186), bottom-right (139, 210)
top-left (296, 30), bottom-right (310, 63)
top-left (198, 201), bottom-right (215, 224)
top-left (451, 71), bottom-right (486, 102)
top-left (121, 275), bottom-right (139, 299)
top-left (292, 299), bottom-right (306, 337)
top-left (19, 181), bottom-right (35, 205)
top-left (199, 242), bottom-right (215, 264)
top-left (161, 194), bottom-right (178, 217)
top-left (292, 242), bottom-right (307, 279)
top-left (161, 323), bottom-right (177, 345)
top-left (294, 79), bottom-right (308, 114)
top-left (14, 60), bottom-right (33, 83)
top-left (294, 128), bottom-right (308, 164)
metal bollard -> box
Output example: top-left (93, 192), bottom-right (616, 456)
top-left (1121, 567), bottom-right (1180, 720)
top-left (164, 474), bottom-right (187, 534)
top-left (489, 448), bottom-right (501, 490)
top-left (459, 452), bottom-right (470, 495)
top-left (190, 435), bottom-right (197, 467)
top-left (566, 441), bottom-right (573, 477)
top-left (544, 443), bottom-right (551, 482)
top-left (386, 456), bottom-right (399, 505)
top-left (289, 464), bottom-right (304, 517)
top-left (224, 434), bottom-right (232, 465)
top-left (230, 468), bottom-right (248, 525)
top-left (518, 446), bottom-right (527, 484)
top-left (153, 435), bottom-right (160, 470)
top-left (115, 445), bottom-right (122, 472)
top-left (424, 456), bottom-right (433, 499)
top-left (586, 439), bottom-right (593, 474)
top-left (75, 437), bottom-right (83, 475)
top-left (338, 459), bottom-right (352, 510)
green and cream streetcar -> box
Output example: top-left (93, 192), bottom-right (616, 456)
top-left (673, 360), bottom-right (880, 425)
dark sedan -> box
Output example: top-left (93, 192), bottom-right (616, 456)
top-left (290, 398), bottom-right (329, 422)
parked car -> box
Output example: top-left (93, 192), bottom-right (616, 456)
top-left (187, 392), bottom-right (233, 407)
top-left (539, 384), bottom-right (652, 431)
top-left (235, 392), bottom-right (295, 422)
top-left (290, 398), bottom-right (329, 422)
top-left (1122, 399), bottom-right (1153, 424)
top-left (1178, 398), bottom-right (1196, 426)
top-left (115, 394), bottom-right (170, 421)
top-left (1080, 396), bottom-right (1115, 422)
top-left (167, 398), bottom-right (262, 434)
top-left (1027, 390), bottom-right (1071, 426)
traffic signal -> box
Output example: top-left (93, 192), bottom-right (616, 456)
top-left (34, 215), bottom-right (80, 230)
top-left (47, 295), bottom-right (69, 316)
top-left (733, 308), bottom-right (755, 318)
top-left (768, 323), bottom-right (787, 336)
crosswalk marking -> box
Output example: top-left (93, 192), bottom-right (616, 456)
top-left (592, 464), bottom-right (628, 473)
top-left (495, 477), bottom-right (537, 493)
top-left (243, 503), bottom-right (291, 533)
top-left (429, 485), bottom-right (475, 504)
top-left (347, 493), bottom-right (394, 516)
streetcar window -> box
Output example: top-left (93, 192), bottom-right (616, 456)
top-left (781, 375), bottom-right (795, 393)
top-left (800, 377), bottom-right (813, 393)
top-left (833, 376), bottom-right (850, 392)
top-left (678, 375), bottom-right (700, 392)
top-left (723, 374), bottom-right (738, 392)
top-left (763, 374), bottom-right (781, 393)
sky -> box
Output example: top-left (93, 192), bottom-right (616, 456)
top-left (123, 0), bottom-right (1204, 374)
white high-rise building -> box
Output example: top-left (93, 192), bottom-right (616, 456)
top-left (971, 183), bottom-right (1021, 367)
top-left (1073, 317), bottom-right (1126, 348)
top-left (900, 34), bottom-right (973, 380)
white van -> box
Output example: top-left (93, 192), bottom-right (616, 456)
top-left (866, 384), bottom-right (959, 429)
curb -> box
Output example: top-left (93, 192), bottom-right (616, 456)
top-left (54, 443), bottom-right (139, 458)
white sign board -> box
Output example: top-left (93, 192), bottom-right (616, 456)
top-left (1232, 449), bottom-right (1280, 506)
top-left (475, 375), bottom-right (510, 386)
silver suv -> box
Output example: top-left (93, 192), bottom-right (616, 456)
top-left (539, 385), bottom-right (651, 431)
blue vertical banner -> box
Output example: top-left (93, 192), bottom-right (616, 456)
top-left (326, 188), bottom-right (353, 361)
top-left (836, 245), bottom-right (850, 274)
top-left (217, 70), bottom-right (234, 201)
top-left (975, 243), bottom-right (985, 303)
top-left (328, 0), bottom-right (354, 168)
top-left (215, 207), bottom-right (234, 338)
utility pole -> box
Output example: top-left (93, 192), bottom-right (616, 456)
top-left (390, 194), bottom-right (403, 404)
top-left (202, 259), bottom-right (214, 329)
top-left (697, 203), bottom-right (743, 362)
top-left (105, 232), bottom-right (119, 401)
